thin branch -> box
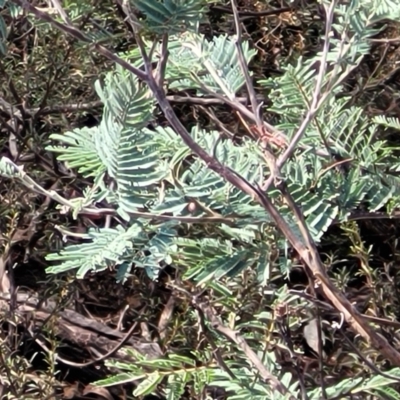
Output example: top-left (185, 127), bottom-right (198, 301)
top-left (32, 100), bottom-right (103, 116)
top-left (155, 33), bottom-right (169, 88)
top-left (338, 330), bottom-right (400, 384)
top-left (231, 0), bottom-right (262, 126)
top-left (262, 0), bottom-right (336, 191)
top-left (193, 66), bottom-right (330, 159)
top-left (29, 321), bottom-right (138, 368)
top-left (231, 0), bottom-right (283, 182)
top-left (195, 306), bottom-right (238, 381)
top-left (197, 105), bottom-right (236, 138)
top-left (210, 5), bottom-right (292, 17)
top-left (274, 310), bottom-right (308, 400)
top-left (49, 0), bottom-right (72, 25)
top-left (0, 96), bottom-right (269, 120)
top-left (369, 37), bottom-right (400, 43)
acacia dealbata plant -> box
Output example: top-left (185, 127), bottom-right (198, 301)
top-left (3, 0), bottom-right (400, 397)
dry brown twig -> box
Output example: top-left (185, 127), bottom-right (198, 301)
top-left (10, 0), bottom-right (400, 369)
top-left (0, 292), bottom-right (162, 366)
